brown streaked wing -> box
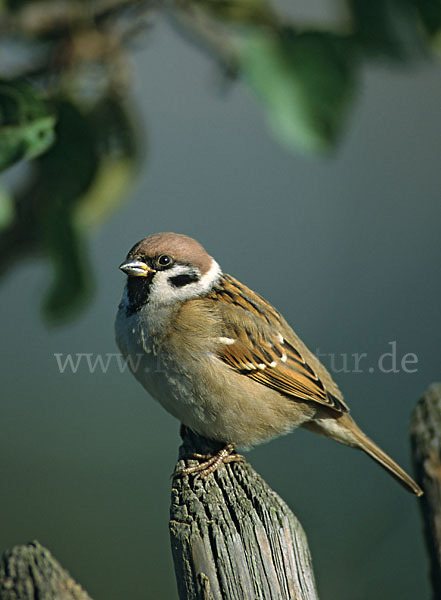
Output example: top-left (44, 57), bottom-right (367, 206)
top-left (211, 274), bottom-right (285, 326)
top-left (208, 274), bottom-right (349, 413)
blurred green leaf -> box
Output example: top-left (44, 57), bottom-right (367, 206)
top-left (36, 100), bottom-right (98, 322)
top-left (0, 185), bottom-right (15, 230)
top-left (416, 0), bottom-right (441, 36)
top-left (190, 0), bottom-right (275, 25)
top-left (74, 97), bottom-right (140, 229)
top-left (347, 0), bottom-right (426, 61)
top-left (0, 93), bottom-right (140, 323)
top-left (240, 28), bottom-right (358, 153)
top-left (0, 80), bottom-right (56, 172)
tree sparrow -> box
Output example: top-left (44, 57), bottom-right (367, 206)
top-left (115, 232), bottom-right (422, 495)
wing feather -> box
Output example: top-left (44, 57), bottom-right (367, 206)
top-left (207, 274), bottom-right (349, 413)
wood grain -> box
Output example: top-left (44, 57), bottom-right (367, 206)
top-left (170, 428), bottom-right (318, 600)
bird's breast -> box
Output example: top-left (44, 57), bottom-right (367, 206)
top-left (115, 296), bottom-right (317, 447)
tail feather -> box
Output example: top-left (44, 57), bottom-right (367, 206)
top-left (353, 428), bottom-right (423, 497)
top-left (304, 414), bottom-right (423, 496)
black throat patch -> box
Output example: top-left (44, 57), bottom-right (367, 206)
top-left (125, 276), bottom-right (154, 316)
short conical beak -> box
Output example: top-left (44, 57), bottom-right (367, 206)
top-left (119, 260), bottom-right (156, 277)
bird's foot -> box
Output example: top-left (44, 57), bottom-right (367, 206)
top-left (172, 443), bottom-right (246, 479)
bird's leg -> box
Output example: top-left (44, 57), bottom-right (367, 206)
top-left (172, 443), bottom-right (246, 479)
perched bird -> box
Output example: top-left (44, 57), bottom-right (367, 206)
top-left (115, 232), bottom-right (422, 496)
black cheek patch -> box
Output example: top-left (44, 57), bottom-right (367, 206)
top-left (169, 273), bottom-right (200, 287)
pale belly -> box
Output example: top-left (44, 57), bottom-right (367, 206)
top-left (116, 307), bottom-right (217, 430)
top-left (128, 348), bottom-right (211, 428)
top-left (115, 306), bottom-right (316, 447)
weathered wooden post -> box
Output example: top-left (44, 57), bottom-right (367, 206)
top-left (410, 382), bottom-right (441, 599)
top-left (170, 428), bottom-right (318, 600)
top-left (0, 541), bottom-right (92, 600)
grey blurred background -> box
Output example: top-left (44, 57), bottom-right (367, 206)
top-left (1, 7), bottom-right (440, 600)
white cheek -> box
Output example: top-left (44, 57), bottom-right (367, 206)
top-left (148, 259), bottom-right (221, 305)
top-left (149, 270), bottom-right (182, 303)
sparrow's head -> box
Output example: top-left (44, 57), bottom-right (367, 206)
top-left (119, 232), bottom-right (222, 312)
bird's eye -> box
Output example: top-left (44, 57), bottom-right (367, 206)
top-left (158, 254), bottom-right (172, 267)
